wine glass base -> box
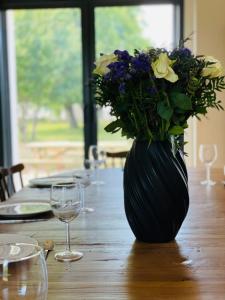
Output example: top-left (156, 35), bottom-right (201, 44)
top-left (201, 180), bottom-right (216, 186)
top-left (81, 207), bottom-right (94, 213)
top-left (55, 250), bottom-right (83, 262)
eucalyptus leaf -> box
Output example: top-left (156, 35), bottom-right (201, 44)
top-left (157, 102), bottom-right (173, 121)
top-left (104, 120), bottom-right (122, 133)
top-left (168, 125), bottom-right (184, 135)
top-left (170, 92), bottom-right (192, 110)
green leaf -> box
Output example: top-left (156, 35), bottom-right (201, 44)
top-left (168, 125), bottom-right (184, 135)
top-left (170, 92), bottom-right (192, 110)
top-left (196, 107), bottom-right (207, 114)
top-left (104, 120), bottom-right (122, 133)
top-left (157, 101), bottom-right (173, 121)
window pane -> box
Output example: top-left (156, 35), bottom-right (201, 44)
top-left (95, 5), bottom-right (174, 159)
top-left (7, 8), bottom-right (83, 182)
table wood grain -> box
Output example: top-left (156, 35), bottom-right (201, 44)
top-left (1, 168), bottom-right (225, 300)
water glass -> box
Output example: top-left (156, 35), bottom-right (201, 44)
top-left (0, 243), bottom-right (48, 300)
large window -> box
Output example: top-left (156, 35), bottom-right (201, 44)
top-left (0, 0), bottom-right (183, 177)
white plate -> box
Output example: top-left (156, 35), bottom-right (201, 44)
top-left (29, 176), bottom-right (90, 187)
top-left (0, 202), bottom-right (51, 219)
top-left (0, 234), bottom-right (38, 263)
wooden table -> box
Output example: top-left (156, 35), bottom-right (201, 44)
top-left (1, 168), bottom-right (225, 299)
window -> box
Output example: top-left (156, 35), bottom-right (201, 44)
top-left (0, 0), bottom-right (183, 176)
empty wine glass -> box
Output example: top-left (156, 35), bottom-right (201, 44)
top-left (199, 144), bottom-right (218, 186)
top-left (0, 243), bottom-right (48, 299)
top-left (72, 172), bottom-right (94, 213)
top-left (88, 145), bottom-right (106, 185)
top-left (50, 183), bottom-right (83, 262)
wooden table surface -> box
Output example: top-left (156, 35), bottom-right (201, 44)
top-left (1, 168), bottom-right (225, 300)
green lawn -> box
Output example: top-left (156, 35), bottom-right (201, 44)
top-left (25, 120), bottom-right (125, 142)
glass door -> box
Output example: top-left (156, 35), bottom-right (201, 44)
top-left (7, 8), bottom-right (83, 182)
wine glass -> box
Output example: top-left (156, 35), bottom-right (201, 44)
top-left (199, 144), bottom-right (218, 186)
top-left (50, 183), bottom-right (83, 262)
top-left (0, 243), bottom-right (48, 299)
top-left (88, 145), bottom-right (106, 185)
top-left (72, 172), bottom-right (94, 213)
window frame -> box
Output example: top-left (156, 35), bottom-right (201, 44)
top-left (0, 0), bottom-right (183, 165)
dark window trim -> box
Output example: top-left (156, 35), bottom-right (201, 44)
top-left (0, 12), bottom-right (12, 167)
top-left (0, 0), bottom-right (183, 165)
top-left (1, 0), bottom-right (182, 10)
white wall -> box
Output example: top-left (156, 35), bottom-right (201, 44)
top-left (184, 0), bottom-right (225, 168)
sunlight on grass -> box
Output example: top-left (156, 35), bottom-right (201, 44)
top-left (25, 121), bottom-right (125, 142)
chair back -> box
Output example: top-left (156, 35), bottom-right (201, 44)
top-left (0, 168), bottom-right (10, 201)
top-left (8, 163), bottom-right (25, 193)
top-left (106, 151), bottom-right (128, 168)
top-left (0, 163), bottom-right (25, 201)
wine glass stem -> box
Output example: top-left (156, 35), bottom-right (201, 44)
top-left (66, 222), bottom-right (71, 252)
top-left (81, 187), bottom-right (84, 209)
top-left (94, 165), bottom-right (99, 182)
top-left (206, 164), bottom-right (211, 182)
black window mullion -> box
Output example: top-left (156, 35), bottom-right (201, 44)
top-left (82, 2), bottom-right (97, 159)
top-left (0, 11), bottom-right (12, 167)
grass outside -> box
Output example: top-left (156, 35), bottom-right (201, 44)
top-left (24, 120), bottom-right (126, 142)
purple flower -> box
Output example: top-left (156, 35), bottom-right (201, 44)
top-left (107, 61), bottom-right (130, 81)
top-left (171, 47), bottom-right (192, 58)
top-left (131, 53), bottom-right (150, 74)
top-left (114, 50), bottom-right (131, 61)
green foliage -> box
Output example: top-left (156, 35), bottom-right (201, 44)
top-left (95, 7), bottom-right (151, 54)
top-left (15, 9), bottom-right (82, 111)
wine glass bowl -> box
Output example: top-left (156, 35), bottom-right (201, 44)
top-left (50, 183), bottom-right (83, 262)
top-left (0, 243), bottom-right (48, 300)
top-left (72, 173), bottom-right (94, 213)
top-left (199, 144), bottom-right (218, 186)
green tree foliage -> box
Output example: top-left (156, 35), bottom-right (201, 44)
top-left (15, 9), bottom-right (82, 110)
top-left (14, 7), bottom-right (150, 140)
top-left (95, 6), bottom-right (151, 54)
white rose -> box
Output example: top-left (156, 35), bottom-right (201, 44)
top-left (151, 53), bottom-right (178, 83)
top-left (201, 56), bottom-right (223, 78)
top-left (93, 53), bottom-right (117, 76)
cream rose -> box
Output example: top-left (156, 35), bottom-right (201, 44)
top-left (93, 53), bottom-right (118, 76)
top-left (201, 56), bottom-right (224, 78)
top-left (151, 53), bottom-right (178, 83)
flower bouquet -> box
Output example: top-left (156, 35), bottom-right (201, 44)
top-left (93, 47), bottom-right (224, 147)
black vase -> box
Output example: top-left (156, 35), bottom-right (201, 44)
top-left (123, 140), bottom-right (189, 243)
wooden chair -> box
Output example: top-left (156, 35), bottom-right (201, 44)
top-left (0, 163), bottom-right (25, 201)
top-left (8, 163), bottom-right (25, 193)
top-left (0, 168), bottom-right (10, 201)
top-left (105, 151), bottom-right (128, 168)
